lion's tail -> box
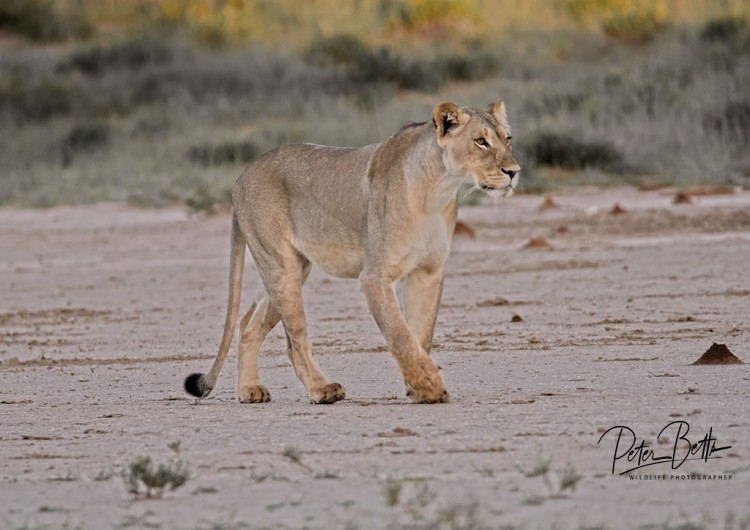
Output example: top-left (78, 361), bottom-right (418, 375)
top-left (184, 211), bottom-right (245, 398)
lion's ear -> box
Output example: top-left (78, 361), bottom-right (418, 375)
top-left (433, 102), bottom-right (463, 138)
top-left (488, 98), bottom-right (508, 126)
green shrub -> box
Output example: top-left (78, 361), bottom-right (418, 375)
top-left (61, 122), bottom-right (110, 166)
top-left (700, 15), bottom-right (748, 44)
top-left (704, 100), bottom-right (750, 141)
top-left (433, 51), bottom-right (499, 82)
top-left (187, 140), bottom-right (260, 166)
top-left (0, 76), bottom-right (72, 122)
top-left (183, 185), bottom-right (228, 214)
top-left (305, 33), bottom-right (371, 67)
top-left (123, 455), bottom-right (190, 499)
top-left (601, 7), bottom-right (668, 45)
top-left (306, 33), bottom-right (498, 92)
top-left (523, 132), bottom-right (623, 171)
top-left (64, 123), bottom-right (110, 152)
top-left (308, 38), bottom-right (441, 92)
top-left (565, 0), bottom-right (668, 45)
top-left (0, 0), bottom-right (91, 41)
top-left (68, 36), bottom-right (174, 76)
top-left (382, 0), bottom-right (474, 30)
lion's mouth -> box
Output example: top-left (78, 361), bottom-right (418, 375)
top-left (479, 177), bottom-right (518, 197)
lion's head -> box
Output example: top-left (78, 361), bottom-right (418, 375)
top-left (433, 99), bottom-right (520, 197)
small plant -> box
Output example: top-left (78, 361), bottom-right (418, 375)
top-left (518, 457), bottom-right (584, 499)
top-left (518, 456), bottom-right (552, 478)
top-left (521, 494), bottom-right (546, 506)
top-left (93, 468), bottom-right (116, 481)
top-left (167, 440), bottom-right (182, 455)
top-left (282, 446), bottom-right (311, 471)
top-left (382, 476), bottom-right (403, 506)
top-left (314, 470), bottom-right (339, 479)
top-left (123, 445), bottom-right (190, 499)
top-left (38, 505), bottom-right (64, 513)
top-left (47, 470), bottom-right (78, 482)
top-left (558, 463), bottom-right (583, 493)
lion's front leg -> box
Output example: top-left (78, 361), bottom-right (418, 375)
top-left (403, 265), bottom-right (445, 354)
top-left (362, 273), bottom-right (448, 403)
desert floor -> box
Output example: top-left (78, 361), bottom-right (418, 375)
top-left (1, 187), bottom-right (749, 530)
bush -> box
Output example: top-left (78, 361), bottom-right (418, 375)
top-left (703, 100), bottom-right (750, 141)
top-left (601, 7), bottom-right (668, 45)
top-left (61, 122), bottom-right (110, 166)
top-left (523, 132), bottom-right (623, 171)
top-left (68, 36), bottom-right (174, 76)
top-left (433, 51), bottom-right (499, 82)
top-left (187, 140), bottom-right (260, 166)
top-left (305, 33), bottom-right (371, 67)
top-left (0, 0), bottom-right (91, 41)
top-left (700, 15), bottom-right (748, 44)
top-left (565, 0), bottom-right (668, 45)
top-left (0, 76), bottom-right (72, 122)
top-left (307, 36), bottom-right (441, 92)
top-left (352, 48), bottom-right (442, 91)
top-left (306, 33), bottom-right (499, 93)
top-left (382, 0), bottom-right (474, 31)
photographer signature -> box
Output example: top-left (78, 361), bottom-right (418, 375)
top-left (598, 421), bottom-right (732, 475)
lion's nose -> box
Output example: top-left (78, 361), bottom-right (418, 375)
top-left (502, 167), bottom-right (519, 179)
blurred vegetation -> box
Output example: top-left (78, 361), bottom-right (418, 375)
top-left (0, 0), bottom-right (749, 209)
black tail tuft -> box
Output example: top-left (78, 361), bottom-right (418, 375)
top-left (184, 373), bottom-right (212, 397)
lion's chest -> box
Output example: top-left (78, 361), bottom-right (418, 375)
top-left (392, 214), bottom-right (451, 278)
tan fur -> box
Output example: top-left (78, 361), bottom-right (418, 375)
top-left (185, 100), bottom-right (520, 404)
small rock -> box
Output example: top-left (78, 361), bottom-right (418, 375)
top-left (511, 314), bottom-right (524, 323)
top-left (377, 427), bottom-right (418, 438)
top-left (524, 237), bottom-right (553, 249)
top-left (478, 296), bottom-right (509, 307)
top-left (453, 220), bottom-right (475, 238)
top-left (539, 196), bottom-right (560, 210)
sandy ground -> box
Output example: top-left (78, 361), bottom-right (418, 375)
top-left (1, 186), bottom-right (749, 530)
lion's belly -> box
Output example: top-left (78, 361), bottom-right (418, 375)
top-left (291, 235), bottom-right (365, 279)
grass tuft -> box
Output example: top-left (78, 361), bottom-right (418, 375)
top-left (123, 455), bottom-right (190, 499)
top-left (382, 476), bottom-right (403, 506)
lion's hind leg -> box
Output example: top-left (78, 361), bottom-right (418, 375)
top-left (236, 290), bottom-right (274, 403)
top-left (251, 249), bottom-right (345, 404)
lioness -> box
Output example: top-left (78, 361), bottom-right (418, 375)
top-left (184, 100), bottom-right (520, 404)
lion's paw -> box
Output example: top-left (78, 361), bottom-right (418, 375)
top-left (238, 384), bottom-right (271, 403)
top-left (310, 382), bottom-right (346, 404)
top-left (404, 356), bottom-right (449, 404)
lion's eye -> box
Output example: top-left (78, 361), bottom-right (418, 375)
top-left (474, 138), bottom-right (489, 149)
top-left (506, 136), bottom-right (512, 141)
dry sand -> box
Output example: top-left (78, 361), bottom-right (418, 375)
top-left (1, 187), bottom-right (749, 529)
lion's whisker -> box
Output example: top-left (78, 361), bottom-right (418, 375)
top-left (461, 183), bottom-right (482, 201)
